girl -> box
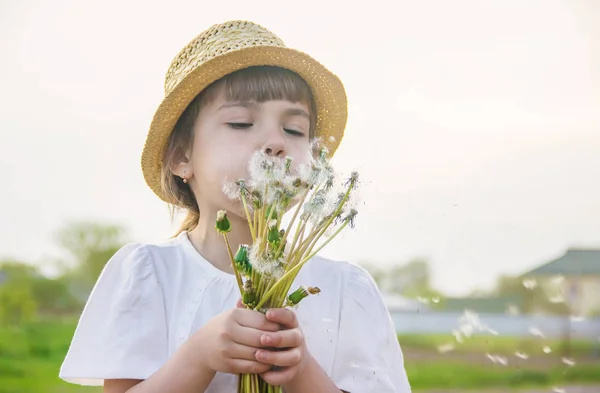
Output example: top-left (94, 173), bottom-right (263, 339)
top-left (59, 20), bottom-right (411, 393)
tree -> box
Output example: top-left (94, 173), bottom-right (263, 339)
top-left (54, 221), bottom-right (128, 295)
top-left (361, 257), bottom-right (444, 301)
top-left (0, 261), bottom-right (39, 325)
top-left (493, 274), bottom-right (569, 315)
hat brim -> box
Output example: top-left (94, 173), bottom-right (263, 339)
top-left (141, 45), bottom-right (348, 202)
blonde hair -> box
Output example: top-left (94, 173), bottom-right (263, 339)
top-left (160, 66), bottom-right (316, 235)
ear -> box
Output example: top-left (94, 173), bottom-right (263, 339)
top-left (170, 147), bottom-right (194, 182)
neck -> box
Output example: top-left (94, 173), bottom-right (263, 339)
top-left (187, 207), bottom-right (253, 275)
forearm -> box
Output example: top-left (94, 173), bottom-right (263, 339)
top-left (283, 354), bottom-right (342, 393)
top-left (127, 340), bottom-right (216, 393)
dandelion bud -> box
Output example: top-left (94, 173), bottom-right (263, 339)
top-left (287, 286), bottom-right (321, 306)
top-left (234, 245), bottom-right (252, 276)
top-left (215, 210), bottom-right (231, 233)
top-left (243, 279), bottom-right (256, 308)
top-left (267, 220), bottom-right (280, 243)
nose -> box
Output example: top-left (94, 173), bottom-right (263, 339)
top-left (262, 133), bottom-right (286, 157)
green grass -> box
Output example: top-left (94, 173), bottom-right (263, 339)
top-left (398, 333), bottom-right (599, 358)
top-left (0, 319), bottom-right (599, 392)
top-left (406, 360), bottom-right (600, 390)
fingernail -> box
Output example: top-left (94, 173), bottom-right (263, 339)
top-left (262, 334), bottom-right (272, 344)
top-left (266, 310), bottom-right (275, 319)
top-left (257, 350), bottom-right (266, 359)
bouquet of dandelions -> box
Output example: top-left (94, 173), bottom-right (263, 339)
top-left (214, 141), bottom-right (359, 393)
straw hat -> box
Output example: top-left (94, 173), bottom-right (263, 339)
top-left (141, 20), bottom-right (348, 201)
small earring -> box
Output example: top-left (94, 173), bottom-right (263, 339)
top-left (183, 177), bottom-right (188, 184)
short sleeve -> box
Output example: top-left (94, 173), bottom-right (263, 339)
top-left (59, 244), bottom-right (168, 386)
top-left (331, 264), bottom-right (412, 393)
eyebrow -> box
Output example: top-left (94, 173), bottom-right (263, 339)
top-left (217, 101), bottom-right (310, 119)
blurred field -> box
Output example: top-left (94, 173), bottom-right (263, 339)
top-left (1, 319), bottom-right (599, 393)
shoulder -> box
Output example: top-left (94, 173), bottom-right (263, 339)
top-left (307, 255), bottom-right (381, 298)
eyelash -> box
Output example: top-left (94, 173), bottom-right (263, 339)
top-left (227, 123), bottom-right (305, 137)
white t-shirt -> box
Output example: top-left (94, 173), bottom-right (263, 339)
top-left (59, 231), bottom-right (411, 392)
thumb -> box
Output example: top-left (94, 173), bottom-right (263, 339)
top-left (236, 298), bottom-right (245, 309)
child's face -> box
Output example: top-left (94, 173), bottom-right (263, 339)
top-left (188, 89), bottom-right (312, 216)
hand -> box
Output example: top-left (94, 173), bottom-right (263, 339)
top-left (255, 307), bottom-right (310, 386)
top-left (191, 302), bottom-right (281, 375)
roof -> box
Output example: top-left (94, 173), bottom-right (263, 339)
top-left (523, 249), bottom-right (600, 276)
top-left (441, 295), bottom-right (523, 313)
top-left (381, 292), bottom-right (431, 312)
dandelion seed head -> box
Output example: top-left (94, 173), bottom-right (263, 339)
top-left (222, 181), bottom-right (241, 200)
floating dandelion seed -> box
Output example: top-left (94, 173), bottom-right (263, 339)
top-left (550, 295), bottom-right (565, 303)
top-left (437, 343), bottom-right (455, 353)
top-left (506, 304), bottom-right (520, 315)
top-left (417, 296), bottom-right (430, 304)
top-left (515, 351), bottom-right (529, 360)
top-left (486, 353), bottom-right (508, 366)
top-left (452, 329), bottom-right (464, 343)
top-left (551, 275), bottom-right (565, 285)
top-left (528, 327), bottom-right (545, 339)
top-left (570, 316), bottom-right (585, 322)
top-left (522, 278), bottom-right (537, 289)
top-left (561, 357), bottom-right (576, 367)
top-left (552, 387), bottom-right (566, 393)
top-left (328, 136), bottom-right (336, 143)
top-left (432, 297), bottom-right (440, 304)
top-left (487, 327), bottom-right (499, 336)
top-left (543, 346), bottom-right (552, 354)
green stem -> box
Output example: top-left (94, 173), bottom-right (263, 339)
top-left (255, 220), bottom-right (349, 310)
top-left (276, 186), bottom-right (311, 256)
top-left (223, 234), bottom-right (244, 293)
top-left (241, 192), bottom-right (256, 241)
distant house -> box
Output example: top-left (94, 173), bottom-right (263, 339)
top-left (381, 292), bottom-right (431, 313)
top-left (441, 295), bottom-right (523, 314)
top-left (522, 249), bottom-right (600, 317)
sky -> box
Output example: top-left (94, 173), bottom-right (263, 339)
top-left (1, 0), bottom-right (599, 296)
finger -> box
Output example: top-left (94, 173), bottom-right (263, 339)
top-left (260, 366), bottom-right (297, 386)
top-left (223, 341), bottom-right (261, 361)
top-left (230, 359), bottom-right (272, 375)
top-left (230, 324), bottom-right (266, 348)
top-left (255, 347), bottom-right (302, 367)
top-left (265, 308), bottom-right (298, 328)
top-left (234, 309), bottom-right (280, 332)
top-left (236, 298), bottom-right (244, 308)
top-left (260, 328), bottom-right (303, 349)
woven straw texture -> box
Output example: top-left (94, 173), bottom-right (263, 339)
top-left (141, 20), bottom-right (348, 201)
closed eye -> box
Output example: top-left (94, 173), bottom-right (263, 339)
top-left (284, 128), bottom-right (306, 137)
top-left (227, 122), bottom-right (253, 129)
